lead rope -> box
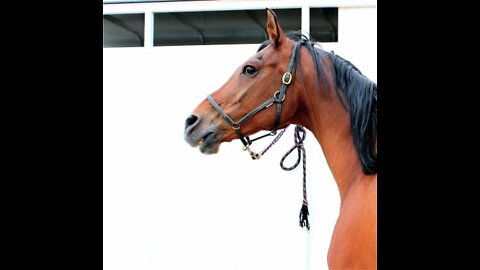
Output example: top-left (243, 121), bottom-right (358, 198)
top-left (259, 127), bottom-right (288, 156)
top-left (279, 125), bottom-right (310, 230)
top-left (253, 125), bottom-right (309, 230)
top-left (243, 128), bottom-right (288, 160)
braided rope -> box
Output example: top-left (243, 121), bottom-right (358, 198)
top-left (248, 125), bottom-right (310, 230)
top-left (259, 127), bottom-right (288, 156)
top-left (280, 125), bottom-right (310, 230)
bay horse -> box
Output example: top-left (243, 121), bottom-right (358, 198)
top-left (184, 9), bottom-right (377, 269)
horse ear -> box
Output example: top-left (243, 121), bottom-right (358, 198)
top-left (266, 8), bottom-right (285, 47)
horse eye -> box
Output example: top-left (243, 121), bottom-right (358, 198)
top-left (243, 65), bottom-right (257, 76)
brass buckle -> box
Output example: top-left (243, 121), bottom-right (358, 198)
top-left (282, 72), bottom-right (292, 85)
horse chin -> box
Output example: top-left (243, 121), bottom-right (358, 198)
top-left (199, 140), bottom-right (220, 155)
top-left (199, 129), bottom-right (222, 154)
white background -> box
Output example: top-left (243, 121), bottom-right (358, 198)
top-left (103, 6), bottom-right (376, 270)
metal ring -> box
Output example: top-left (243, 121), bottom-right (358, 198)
top-left (273, 91), bottom-right (286, 103)
top-left (232, 122), bottom-right (241, 130)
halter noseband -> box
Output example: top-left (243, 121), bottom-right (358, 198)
top-left (207, 41), bottom-right (303, 159)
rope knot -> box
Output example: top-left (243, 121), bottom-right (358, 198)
top-left (280, 125), bottom-right (306, 171)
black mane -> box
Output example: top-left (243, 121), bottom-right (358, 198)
top-left (258, 32), bottom-right (377, 174)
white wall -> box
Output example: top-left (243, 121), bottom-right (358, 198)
top-left (337, 7), bottom-right (377, 82)
top-left (103, 6), bottom-right (376, 270)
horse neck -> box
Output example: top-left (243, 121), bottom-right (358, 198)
top-left (294, 51), bottom-right (365, 201)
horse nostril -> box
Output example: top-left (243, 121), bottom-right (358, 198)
top-left (185, 114), bottom-right (199, 130)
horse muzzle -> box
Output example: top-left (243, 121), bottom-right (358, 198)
top-left (184, 114), bottom-right (221, 154)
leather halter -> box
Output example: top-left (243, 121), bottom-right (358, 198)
top-left (207, 41), bottom-right (303, 159)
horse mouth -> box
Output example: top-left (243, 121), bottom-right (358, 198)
top-left (191, 131), bottom-right (221, 155)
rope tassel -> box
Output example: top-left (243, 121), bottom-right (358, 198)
top-left (299, 202), bottom-right (310, 230)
